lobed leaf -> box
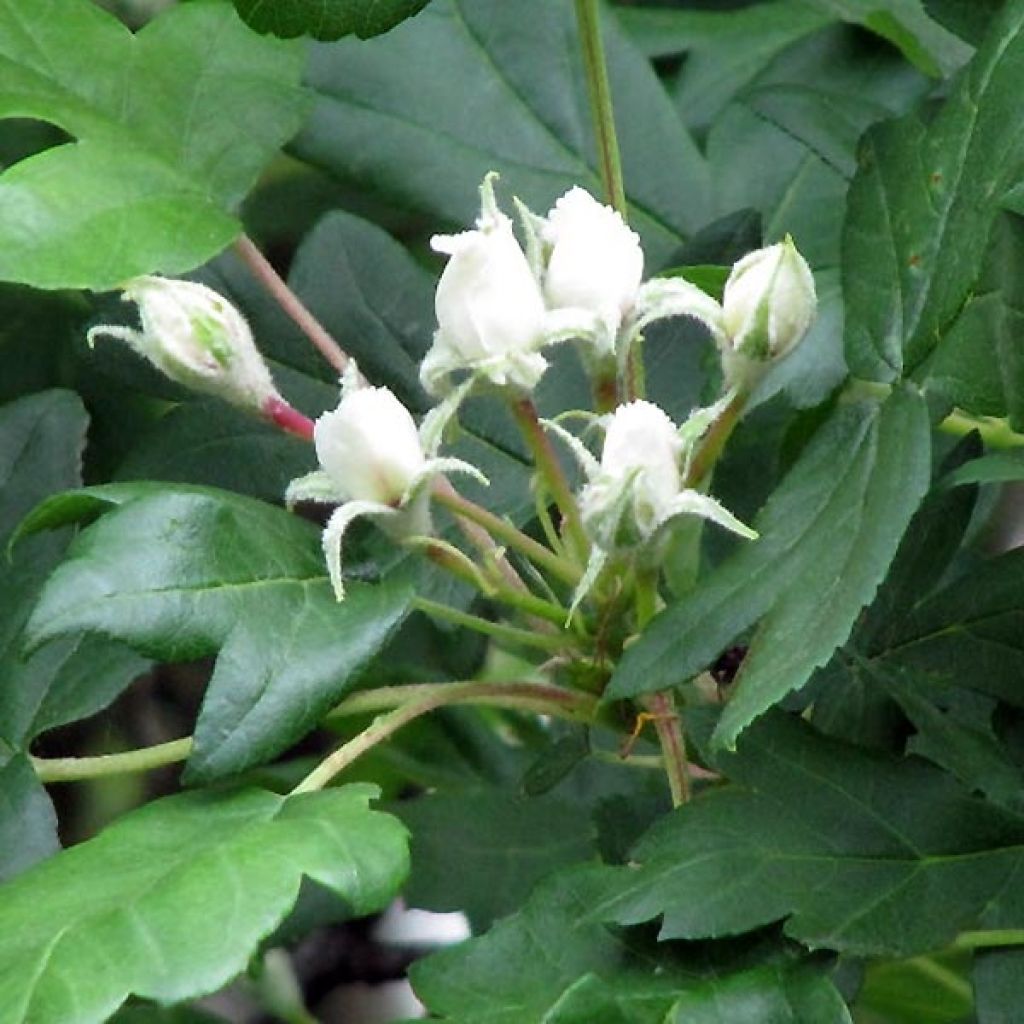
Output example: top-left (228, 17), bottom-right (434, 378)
top-left (0, 0), bottom-right (308, 290)
top-left (0, 784), bottom-right (408, 1024)
top-left (23, 488), bottom-right (413, 781)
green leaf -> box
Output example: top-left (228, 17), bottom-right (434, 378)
top-left (803, 0), bottom-right (971, 76)
top-left (0, 755), bottom-right (57, 884)
top-left (412, 863), bottom-right (850, 1024)
top-left (0, 393), bottom-right (147, 751)
top-left (862, 546), bottom-right (1024, 708)
top-left (974, 948), bottom-right (1024, 1024)
top-left (0, 0), bottom-right (308, 290)
top-left (842, 1), bottom-right (1024, 391)
top-left (599, 713), bottom-right (1024, 957)
top-left (942, 449), bottom-right (1024, 488)
top-left (394, 787), bottom-right (596, 929)
top-left (24, 488), bottom-right (413, 781)
top-left (293, 0), bottom-right (709, 265)
top-left (608, 388), bottom-right (931, 751)
top-left (233, 0), bottom-right (432, 40)
top-left (617, 2), bottom-right (831, 132)
top-left (0, 783), bottom-right (408, 1023)
top-left (116, 401), bottom-right (314, 504)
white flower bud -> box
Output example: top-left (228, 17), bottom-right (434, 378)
top-left (543, 187), bottom-right (643, 335)
top-left (314, 385), bottom-right (426, 507)
top-left (87, 276), bottom-right (279, 411)
top-left (583, 400), bottom-right (683, 545)
top-left (423, 175), bottom-right (548, 394)
top-left (721, 237), bottom-right (816, 364)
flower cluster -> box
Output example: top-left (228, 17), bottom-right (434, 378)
top-left (92, 175), bottom-right (816, 624)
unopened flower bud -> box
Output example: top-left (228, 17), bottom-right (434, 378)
top-left (584, 401), bottom-right (682, 545)
top-left (543, 187), bottom-right (643, 335)
top-left (314, 385), bottom-right (426, 507)
top-left (721, 237), bottom-right (816, 370)
top-left (422, 175), bottom-right (548, 394)
top-left (87, 276), bottom-right (279, 412)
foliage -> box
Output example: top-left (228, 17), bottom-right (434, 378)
top-left (4, 0), bottom-right (1024, 1022)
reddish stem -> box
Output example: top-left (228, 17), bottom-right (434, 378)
top-left (263, 395), bottom-right (315, 441)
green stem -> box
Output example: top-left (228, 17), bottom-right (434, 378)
top-left (954, 929), bottom-right (1024, 950)
top-left (297, 681), bottom-right (598, 793)
top-left (409, 535), bottom-right (496, 595)
top-left (574, 0), bottom-right (627, 217)
top-left (509, 397), bottom-right (590, 563)
top-left (684, 389), bottom-right (749, 488)
top-left (327, 681), bottom-right (598, 725)
top-left (434, 484), bottom-right (579, 586)
top-left (634, 571), bottom-right (690, 806)
top-left (939, 410), bottom-right (1024, 449)
top-left (32, 738), bottom-right (193, 783)
top-left (413, 596), bottom-right (568, 654)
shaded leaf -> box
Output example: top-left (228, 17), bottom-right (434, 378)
top-left (294, 0), bottom-right (709, 265)
top-left (608, 388), bottom-right (930, 752)
top-left (974, 948), bottom-right (1024, 1024)
top-left (395, 787), bottom-right (596, 929)
top-left (0, 0), bottom-right (308, 289)
top-left (599, 713), bottom-right (1024, 957)
top-left (0, 784), bottom-right (408, 1024)
top-left (0, 755), bottom-right (57, 884)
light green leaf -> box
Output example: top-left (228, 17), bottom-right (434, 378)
top-left (294, 0), bottom-right (709, 265)
top-left (0, 0), bottom-right (309, 290)
top-left (233, 0), bottom-right (432, 40)
top-left (942, 449), bottom-right (1024, 489)
top-left (842, 1), bottom-right (1024, 396)
top-left (0, 784), bottom-right (408, 1024)
top-left (600, 713), bottom-right (1024, 957)
top-left (23, 488), bottom-right (413, 781)
top-left (608, 388), bottom-right (931, 751)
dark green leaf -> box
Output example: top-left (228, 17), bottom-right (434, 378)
top-left (802, 0), bottom-right (971, 76)
top-left (116, 401), bottom-right (314, 503)
top-left (0, 393), bottom-right (148, 750)
top-left (233, 0), bottom-right (431, 40)
top-left (599, 713), bottom-right (1024, 956)
top-left (0, 755), bottom-right (57, 884)
top-left (0, 0), bottom-right (308, 289)
top-left (974, 948), bottom-right (1024, 1024)
top-left (0, 784), bottom-right (408, 1023)
top-left (395, 788), bottom-right (596, 929)
top-left (294, 0), bottom-right (709, 265)
top-left (24, 488), bottom-right (413, 781)
top-left (864, 546), bottom-right (1024, 708)
top-left (842, 2), bottom-right (1024, 392)
top-left (608, 388), bottom-right (931, 752)
top-left (924, 0), bottom-right (1004, 46)
top-left (617, 3), bottom-right (831, 131)
top-left (413, 863), bottom-right (850, 1024)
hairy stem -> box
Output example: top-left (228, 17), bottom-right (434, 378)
top-left (509, 397), bottom-right (590, 563)
top-left (413, 596), bottom-right (568, 654)
top-left (574, 0), bottom-right (626, 217)
top-left (296, 681), bottom-right (597, 793)
top-left (32, 738), bottom-right (194, 782)
top-left (434, 482), bottom-right (580, 586)
top-left (262, 395), bottom-right (315, 441)
top-left (234, 235), bottom-right (349, 375)
top-left (684, 389), bottom-right (748, 488)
